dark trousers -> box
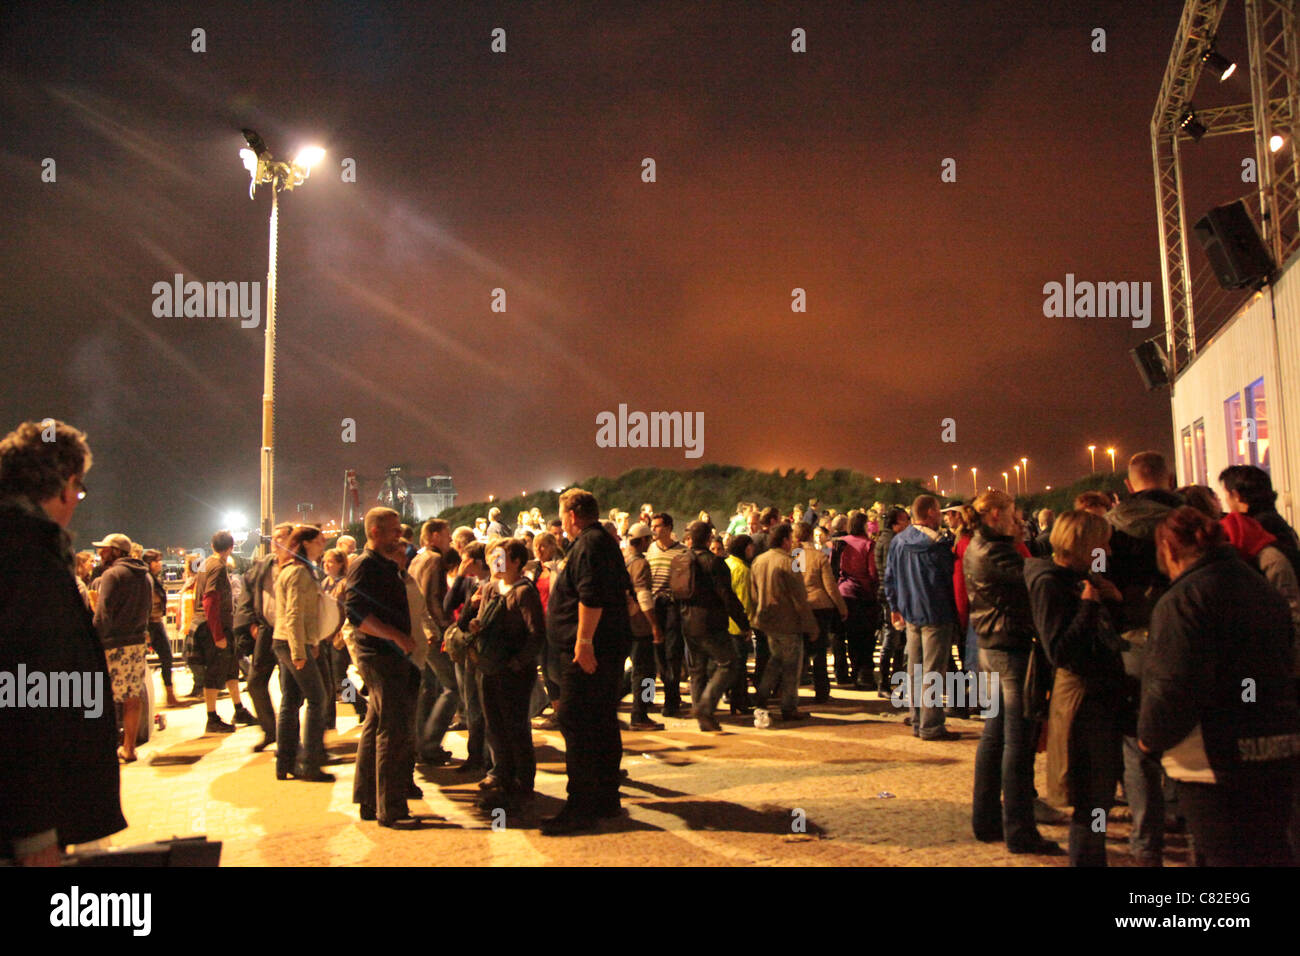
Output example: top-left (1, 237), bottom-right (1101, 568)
top-left (316, 641), bottom-right (337, 731)
top-left (805, 609), bottom-right (836, 699)
top-left (753, 629), bottom-right (770, 687)
top-left (627, 636), bottom-right (658, 722)
top-left (652, 596), bottom-right (684, 710)
top-left (478, 666), bottom-right (538, 793)
top-left (842, 597), bottom-right (877, 685)
top-left (147, 621), bottom-right (173, 687)
top-left (1177, 764), bottom-right (1297, 866)
top-left (1066, 708), bottom-right (1123, 867)
top-left (246, 626), bottom-right (278, 739)
top-left (556, 636), bottom-right (631, 815)
top-left (972, 648), bottom-right (1042, 850)
top-left (416, 648), bottom-right (460, 759)
top-left (684, 630), bottom-right (737, 721)
top-left (272, 641), bottom-right (327, 775)
top-left (353, 650), bottom-right (418, 820)
top-left (728, 632), bottom-right (752, 708)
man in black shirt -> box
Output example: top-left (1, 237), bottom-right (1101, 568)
top-left (542, 488), bottom-right (634, 835)
top-left (346, 507), bottom-right (418, 827)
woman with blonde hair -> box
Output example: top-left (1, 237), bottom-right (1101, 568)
top-left (1024, 510), bottom-right (1129, 865)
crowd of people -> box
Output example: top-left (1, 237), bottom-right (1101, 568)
top-left (3, 417), bottom-right (1298, 864)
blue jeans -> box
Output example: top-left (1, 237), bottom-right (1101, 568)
top-left (1122, 734), bottom-right (1165, 863)
top-left (416, 649), bottom-right (460, 759)
top-left (272, 640), bottom-right (326, 775)
top-left (455, 656), bottom-right (492, 769)
top-left (972, 647), bottom-right (1042, 849)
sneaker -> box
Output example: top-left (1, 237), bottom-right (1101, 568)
top-left (231, 705), bottom-right (258, 726)
top-left (205, 714), bottom-right (236, 734)
top-left (629, 719), bottom-right (665, 731)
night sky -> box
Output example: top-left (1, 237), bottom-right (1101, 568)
top-left (2, 0), bottom-right (1249, 548)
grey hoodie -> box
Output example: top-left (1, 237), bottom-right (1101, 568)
top-left (93, 557), bottom-right (153, 648)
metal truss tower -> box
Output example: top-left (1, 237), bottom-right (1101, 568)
top-left (1151, 0), bottom-right (1300, 378)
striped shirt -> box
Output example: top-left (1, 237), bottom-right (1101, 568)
top-left (647, 540), bottom-right (685, 595)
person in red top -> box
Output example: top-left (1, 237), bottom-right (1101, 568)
top-left (944, 503), bottom-right (979, 677)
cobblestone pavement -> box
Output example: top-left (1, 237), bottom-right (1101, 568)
top-left (105, 669), bottom-right (1192, 866)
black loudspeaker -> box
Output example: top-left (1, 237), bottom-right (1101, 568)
top-left (1193, 200), bottom-right (1276, 290)
top-left (1130, 336), bottom-right (1170, 390)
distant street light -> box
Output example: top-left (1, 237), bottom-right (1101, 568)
top-left (1088, 444), bottom-right (1096, 472)
top-left (1107, 447), bottom-right (1117, 472)
top-left (951, 464), bottom-right (958, 491)
top-left (238, 129), bottom-right (325, 557)
top-left (971, 466), bottom-right (978, 495)
top-left (1014, 464), bottom-right (1021, 494)
top-left (1002, 471), bottom-right (1009, 493)
top-left (933, 474), bottom-right (940, 494)
top-left (1021, 457), bottom-right (1029, 493)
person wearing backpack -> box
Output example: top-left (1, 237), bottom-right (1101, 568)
top-left (676, 521), bottom-right (750, 732)
top-left (470, 539), bottom-right (546, 812)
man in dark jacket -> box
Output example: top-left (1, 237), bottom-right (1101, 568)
top-left (884, 496), bottom-right (960, 741)
top-left (1140, 516), bottom-right (1300, 865)
top-left (677, 521), bottom-right (749, 732)
top-left (966, 489), bottom-right (1062, 855)
top-left (234, 521), bottom-right (294, 750)
top-left (92, 532), bottom-right (152, 762)
top-left (1106, 450), bottom-right (1181, 866)
top-left (0, 420), bottom-right (125, 865)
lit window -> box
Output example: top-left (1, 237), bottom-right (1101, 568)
top-left (1193, 419), bottom-right (1208, 486)
top-left (1224, 393), bottom-right (1247, 466)
top-left (1245, 377), bottom-right (1269, 472)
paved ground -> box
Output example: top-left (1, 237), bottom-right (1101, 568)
top-left (102, 669), bottom-right (1193, 866)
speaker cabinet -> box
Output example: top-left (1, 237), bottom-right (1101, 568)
top-left (1193, 200), bottom-right (1276, 290)
top-left (1130, 336), bottom-right (1170, 390)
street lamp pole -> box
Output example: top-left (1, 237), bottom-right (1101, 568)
top-left (1021, 457), bottom-right (1029, 493)
top-left (1003, 471), bottom-right (1009, 493)
top-left (259, 187), bottom-right (279, 558)
top-left (1014, 464), bottom-right (1021, 494)
top-left (971, 466), bottom-right (978, 495)
top-left (1107, 447), bottom-right (1117, 473)
top-left (1088, 444), bottom-right (1096, 472)
top-left (239, 131), bottom-right (324, 558)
